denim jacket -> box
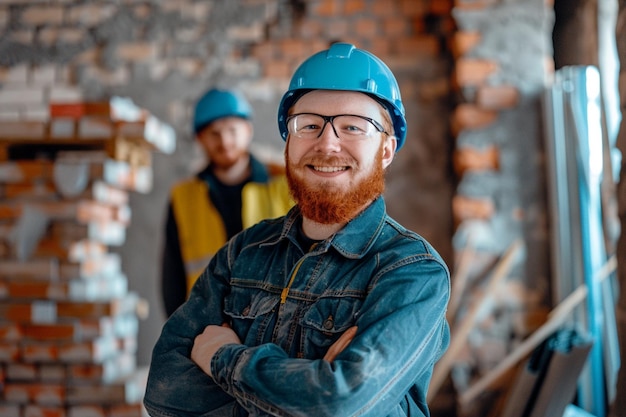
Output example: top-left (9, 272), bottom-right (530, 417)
top-left (144, 197), bottom-right (450, 417)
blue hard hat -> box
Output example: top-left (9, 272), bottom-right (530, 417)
top-left (277, 43), bottom-right (407, 150)
top-left (193, 88), bottom-right (253, 134)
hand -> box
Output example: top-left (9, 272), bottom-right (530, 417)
top-left (323, 326), bottom-right (358, 363)
top-left (191, 323), bottom-right (241, 378)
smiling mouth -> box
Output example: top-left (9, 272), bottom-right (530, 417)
top-left (310, 165), bottom-right (349, 173)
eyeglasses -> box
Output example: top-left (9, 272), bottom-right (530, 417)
top-left (286, 113), bottom-right (389, 141)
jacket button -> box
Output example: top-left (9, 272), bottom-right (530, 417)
top-left (323, 317), bottom-right (334, 330)
top-left (242, 306), bottom-right (250, 316)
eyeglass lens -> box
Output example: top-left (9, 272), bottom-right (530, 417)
top-left (288, 113), bottom-right (383, 140)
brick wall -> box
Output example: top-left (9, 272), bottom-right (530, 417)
top-left (2, 0), bottom-right (621, 415)
top-left (0, 0), bottom-right (458, 415)
top-left (440, 1), bottom-right (556, 416)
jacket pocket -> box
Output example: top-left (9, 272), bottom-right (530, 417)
top-left (299, 296), bottom-right (362, 358)
top-left (223, 285), bottom-right (279, 342)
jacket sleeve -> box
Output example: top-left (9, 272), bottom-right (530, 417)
top-left (145, 238), bottom-right (237, 416)
top-left (210, 255), bottom-right (451, 417)
top-left (160, 202), bottom-right (188, 317)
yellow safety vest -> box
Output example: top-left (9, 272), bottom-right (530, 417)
top-left (170, 176), bottom-right (293, 294)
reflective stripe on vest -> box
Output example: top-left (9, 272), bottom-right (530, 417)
top-left (171, 176), bottom-right (293, 295)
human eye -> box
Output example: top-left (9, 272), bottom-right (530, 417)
top-left (294, 114), bottom-right (322, 134)
top-left (336, 116), bottom-right (369, 136)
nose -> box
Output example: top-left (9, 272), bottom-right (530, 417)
top-left (215, 130), bottom-right (234, 146)
top-left (314, 121), bottom-right (341, 152)
top-left (316, 119), bottom-right (340, 140)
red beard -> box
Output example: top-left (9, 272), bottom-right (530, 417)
top-left (285, 146), bottom-right (385, 224)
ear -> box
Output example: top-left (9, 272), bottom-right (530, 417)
top-left (381, 136), bottom-right (397, 169)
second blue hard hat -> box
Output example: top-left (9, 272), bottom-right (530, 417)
top-left (193, 88), bottom-right (253, 134)
top-left (277, 43), bottom-right (407, 150)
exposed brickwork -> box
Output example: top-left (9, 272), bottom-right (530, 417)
top-left (0, 0), bottom-right (458, 415)
top-left (443, 1), bottom-right (557, 415)
top-left (451, 31), bottom-right (482, 57)
top-left (475, 85), bottom-right (520, 109)
top-left (455, 58), bottom-right (499, 87)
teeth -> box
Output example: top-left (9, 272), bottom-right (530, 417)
top-left (313, 166), bottom-right (347, 172)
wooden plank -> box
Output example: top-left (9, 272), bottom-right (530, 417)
top-left (458, 255), bottom-right (617, 406)
top-left (428, 239), bottom-right (524, 401)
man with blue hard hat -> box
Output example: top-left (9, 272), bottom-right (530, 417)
top-left (146, 43), bottom-right (450, 417)
top-left (161, 88), bottom-right (293, 317)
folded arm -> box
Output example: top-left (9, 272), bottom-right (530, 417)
top-left (145, 242), bottom-right (450, 417)
top-left (209, 259), bottom-right (450, 417)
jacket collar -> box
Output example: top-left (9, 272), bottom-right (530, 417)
top-left (276, 196), bottom-right (387, 259)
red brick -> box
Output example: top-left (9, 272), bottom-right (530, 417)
top-left (21, 342), bottom-right (59, 363)
top-left (454, 0), bottom-right (494, 10)
top-left (279, 39), bottom-right (308, 61)
top-left (344, 0), bottom-right (366, 14)
top-left (452, 195), bottom-right (495, 223)
top-left (57, 297), bottom-right (137, 318)
top-left (0, 160), bottom-right (54, 183)
top-left (369, 39), bottom-right (393, 58)
top-left (49, 103), bottom-right (86, 118)
top-left (452, 104), bottom-right (498, 133)
top-left (109, 403), bottom-right (145, 417)
top-left (455, 58), bottom-right (499, 87)
top-left (0, 322), bottom-right (22, 341)
top-left (399, 0), bottom-right (428, 16)
top-left (418, 76), bottom-right (450, 100)
top-left (325, 19), bottom-right (350, 40)
top-left (0, 341), bottom-right (20, 361)
top-left (371, 0), bottom-right (399, 16)
top-left (411, 18), bottom-right (426, 34)
top-left (296, 20), bottom-right (323, 38)
top-left (476, 85), bottom-right (520, 109)
top-left (313, 0), bottom-right (339, 16)
top-left (395, 36), bottom-right (440, 56)
top-left (382, 18), bottom-right (409, 38)
top-left (6, 362), bottom-right (37, 380)
top-left (451, 31), bottom-right (481, 57)
top-left (39, 364), bottom-right (66, 382)
top-left (0, 297), bottom-right (134, 324)
top-left (22, 323), bottom-right (78, 341)
top-left (264, 61), bottom-right (291, 78)
top-left (83, 103), bottom-right (111, 117)
top-left (4, 382), bottom-right (65, 405)
top-left (453, 145), bottom-right (499, 175)
top-left (354, 17), bottom-right (379, 37)
top-left (3, 181), bottom-right (56, 199)
top-left (431, 0), bottom-right (453, 14)
top-left (21, 6), bottom-right (64, 26)
top-left (0, 258), bottom-right (79, 281)
top-left (251, 42), bottom-right (277, 61)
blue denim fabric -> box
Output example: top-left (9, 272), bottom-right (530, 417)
top-left (144, 197), bottom-right (450, 417)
